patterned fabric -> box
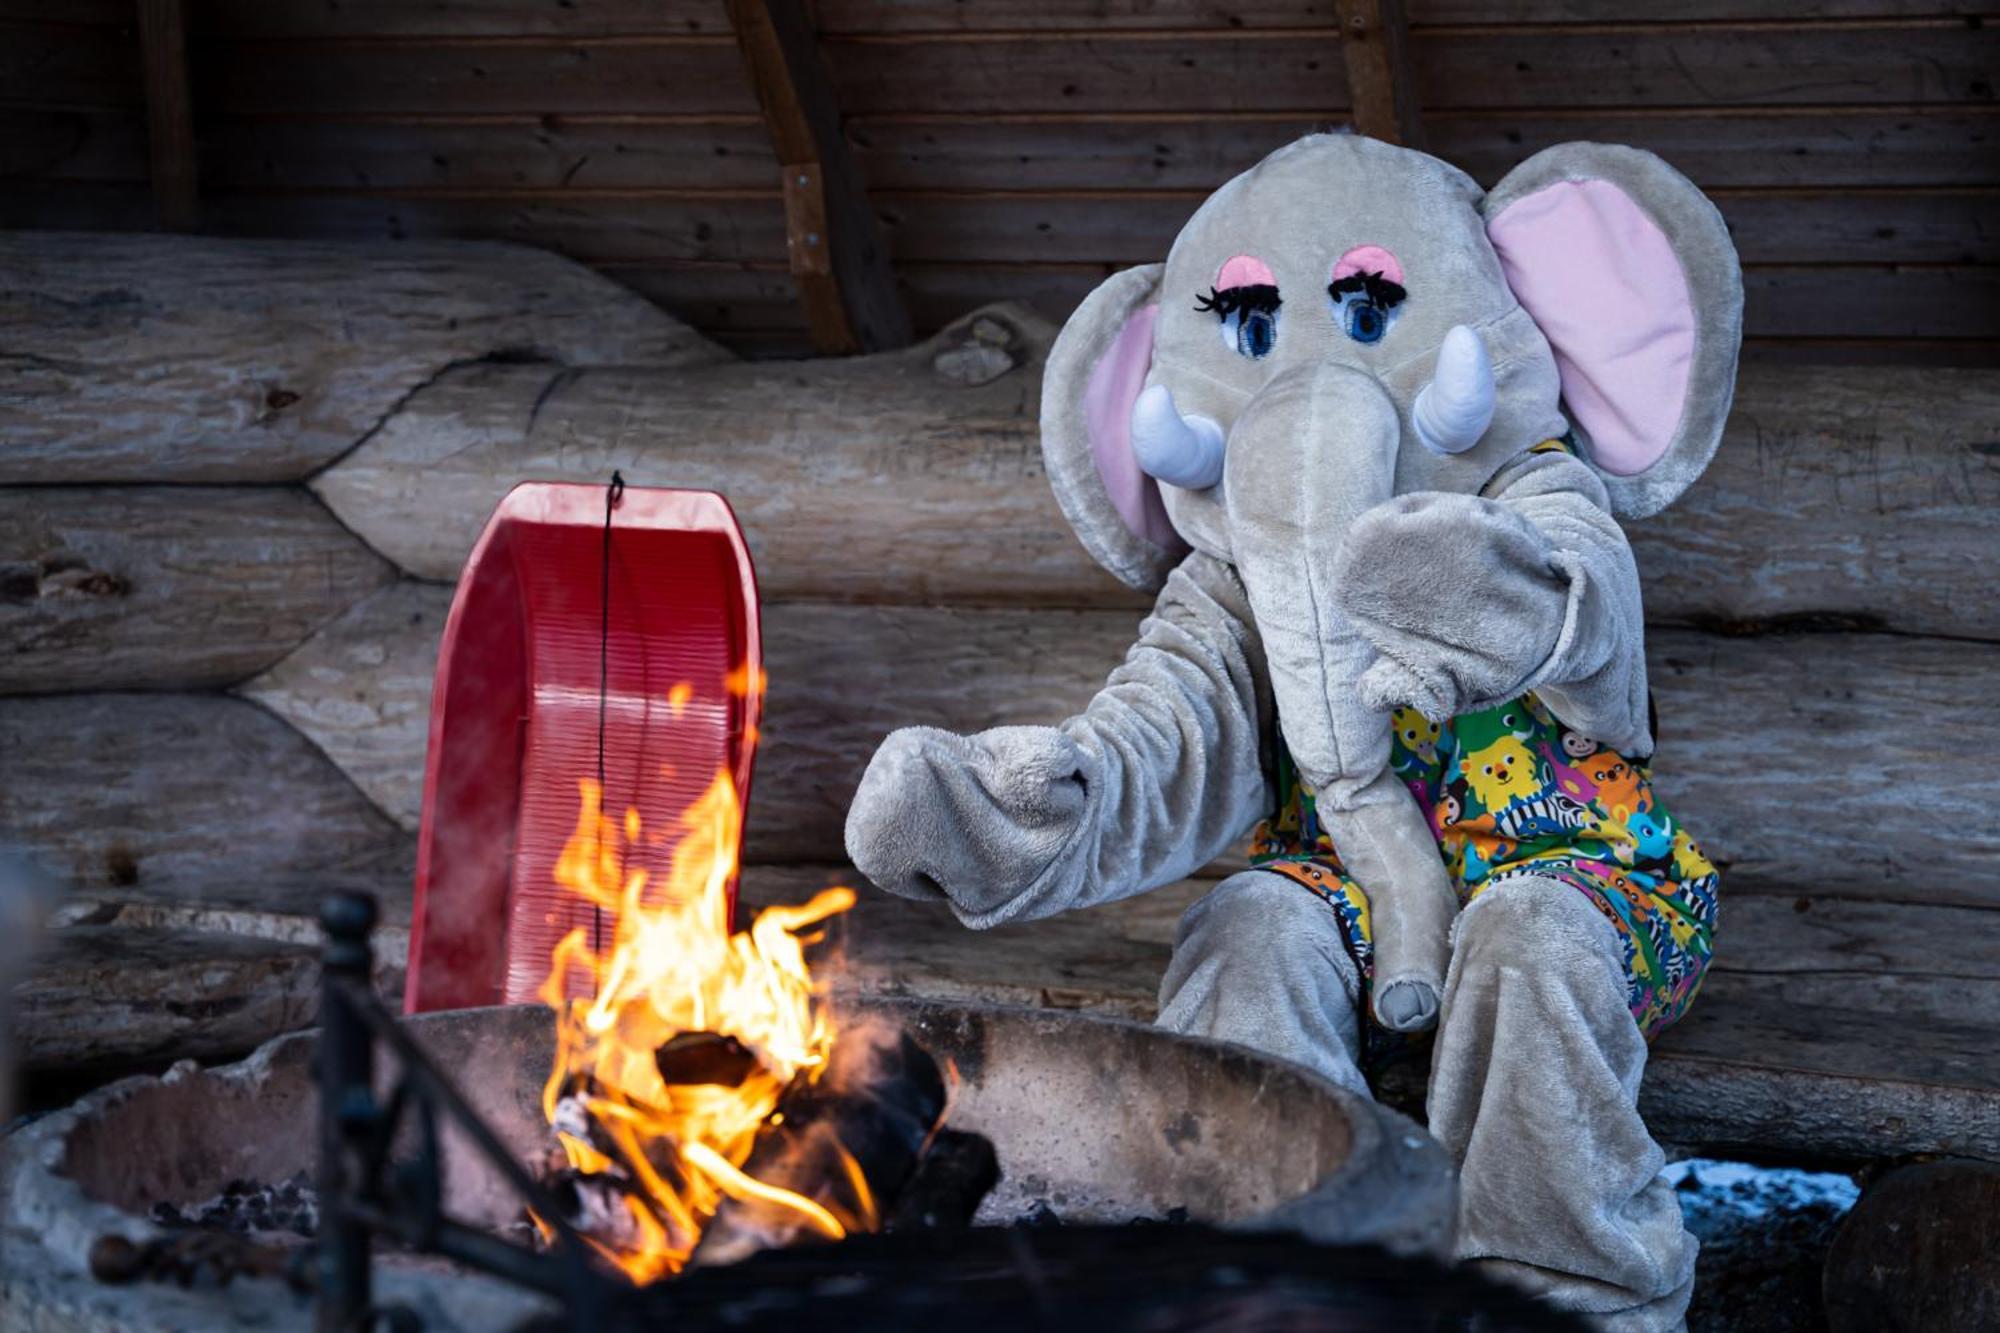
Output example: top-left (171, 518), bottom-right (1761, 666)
top-left (1249, 688), bottom-right (1720, 1044)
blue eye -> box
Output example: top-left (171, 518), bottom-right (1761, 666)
top-left (1196, 284), bottom-right (1282, 360)
top-left (1236, 309), bottom-right (1277, 359)
top-left (1345, 300), bottom-right (1386, 344)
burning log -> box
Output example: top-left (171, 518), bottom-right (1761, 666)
top-left (691, 1024), bottom-right (950, 1267)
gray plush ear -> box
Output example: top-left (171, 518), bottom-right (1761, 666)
top-left (1040, 262), bottom-right (1189, 592)
top-left (1483, 143), bottom-right (1743, 519)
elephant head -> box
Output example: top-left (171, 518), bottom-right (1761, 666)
top-left (1040, 134), bottom-right (1742, 1029)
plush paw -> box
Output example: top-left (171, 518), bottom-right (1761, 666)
top-left (1334, 491), bottom-right (1570, 718)
top-left (844, 724), bottom-right (1091, 923)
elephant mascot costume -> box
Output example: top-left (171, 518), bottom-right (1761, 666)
top-left (847, 133), bottom-right (1738, 1331)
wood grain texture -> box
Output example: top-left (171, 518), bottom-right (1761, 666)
top-left (1335, 0), bottom-right (1423, 146)
top-left (845, 109), bottom-right (2000, 191)
top-left (234, 586), bottom-right (2000, 905)
top-left (237, 581), bottom-right (449, 832)
top-left (726, 0), bottom-right (912, 352)
top-left (869, 188), bottom-right (1996, 265)
top-left (0, 17), bottom-right (141, 111)
top-left (739, 864), bottom-right (2000, 1161)
top-left (0, 693), bottom-right (411, 895)
top-left (819, 26), bottom-right (1993, 115)
top-left (0, 487), bottom-right (394, 694)
top-left (1627, 365), bottom-right (2000, 641)
top-left (313, 351), bottom-right (2000, 639)
top-left (134, 0), bottom-right (198, 229)
top-left (0, 232), bottom-right (727, 484)
top-left (310, 304), bottom-right (1135, 599)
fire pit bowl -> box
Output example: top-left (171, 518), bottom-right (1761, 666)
top-left (2, 996), bottom-right (1453, 1331)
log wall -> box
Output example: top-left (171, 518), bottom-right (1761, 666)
top-left (0, 1), bottom-right (1992, 359)
top-left (4, 235), bottom-right (1997, 1160)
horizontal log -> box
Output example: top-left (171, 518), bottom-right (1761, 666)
top-left (741, 865), bottom-right (2000, 1161)
top-left (0, 693), bottom-right (410, 894)
top-left (1625, 364), bottom-right (2000, 641)
top-left (0, 487), bottom-right (393, 694)
top-left (13, 921), bottom-right (408, 1074)
top-left (311, 346), bottom-right (2000, 637)
top-left (241, 587), bottom-right (2000, 907)
top-left (310, 304), bottom-right (1130, 599)
top-left (236, 580), bottom-right (456, 831)
top-left (0, 231), bottom-right (726, 484)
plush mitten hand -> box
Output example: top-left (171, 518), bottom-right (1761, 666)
top-left (1333, 491), bottom-right (1573, 720)
top-left (843, 724), bottom-right (1093, 924)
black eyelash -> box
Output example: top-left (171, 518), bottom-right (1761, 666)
top-left (1195, 284), bottom-right (1283, 318)
top-left (1328, 272), bottom-right (1407, 308)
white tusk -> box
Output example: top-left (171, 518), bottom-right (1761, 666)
top-left (1413, 324), bottom-right (1496, 456)
top-left (1130, 383), bottom-right (1227, 489)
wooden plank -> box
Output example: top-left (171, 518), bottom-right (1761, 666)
top-left (0, 693), bottom-right (410, 893)
top-left (133, 0), bottom-right (198, 229)
top-left (195, 0), bottom-right (733, 38)
top-left (0, 487), bottom-right (394, 694)
top-left (823, 0), bottom-right (1999, 30)
top-left (739, 864), bottom-right (2000, 1161)
top-left (0, 231), bottom-right (725, 484)
top-left (844, 109), bottom-right (2000, 192)
top-left (192, 115), bottom-right (778, 192)
top-left (206, 37), bottom-right (757, 117)
top-left (1335, 0), bottom-right (1423, 147)
top-left (726, 0), bottom-right (911, 352)
top-left (813, 25), bottom-right (1994, 115)
top-left (0, 107), bottom-right (149, 181)
top-left (1742, 266), bottom-right (2000, 340)
top-left (866, 188), bottom-right (1996, 265)
top-left (315, 352), bottom-right (2000, 639)
top-left (191, 188), bottom-right (793, 265)
top-left (235, 587), bottom-right (2000, 906)
top-left (0, 18), bottom-right (141, 111)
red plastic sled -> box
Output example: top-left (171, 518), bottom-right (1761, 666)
top-left (404, 482), bottom-right (762, 1013)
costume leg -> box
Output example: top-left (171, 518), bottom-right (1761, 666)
top-left (1156, 869), bottom-right (1369, 1097)
top-left (1429, 875), bottom-right (1696, 1332)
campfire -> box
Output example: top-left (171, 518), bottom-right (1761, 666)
top-left (531, 768), bottom-right (953, 1279)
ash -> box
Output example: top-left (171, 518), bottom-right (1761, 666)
top-left (1667, 1157), bottom-right (1861, 1333)
top-left (149, 1171), bottom-right (320, 1239)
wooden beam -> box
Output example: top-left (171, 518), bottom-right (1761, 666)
top-left (133, 0), bottom-right (199, 229)
top-left (724, 0), bottom-right (910, 354)
top-left (1334, 0), bottom-right (1423, 148)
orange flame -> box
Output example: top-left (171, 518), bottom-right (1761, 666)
top-left (536, 766), bottom-right (854, 1281)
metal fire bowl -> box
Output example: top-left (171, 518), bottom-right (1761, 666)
top-left (2, 997), bottom-right (1454, 1331)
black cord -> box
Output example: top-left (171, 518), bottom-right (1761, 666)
top-left (594, 470), bottom-right (625, 958)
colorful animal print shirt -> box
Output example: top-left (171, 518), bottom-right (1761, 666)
top-left (1249, 689), bottom-right (1720, 1045)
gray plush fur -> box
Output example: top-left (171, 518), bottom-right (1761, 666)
top-left (846, 552), bottom-right (1272, 926)
top-left (1160, 872), bottom-right (1694, 1330)
top-left (849, 131), bottom-right (1735, 1328)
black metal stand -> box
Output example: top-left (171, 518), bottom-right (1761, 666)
top-left (313, 892), bottom-right (625, 1332)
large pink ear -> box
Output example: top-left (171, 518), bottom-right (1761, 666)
top-left (1041, 263), bottom-right (1189, 591)
top-left (1484, 144), bottom-right (1742, 519)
